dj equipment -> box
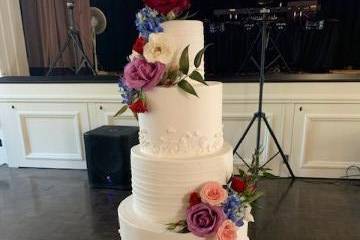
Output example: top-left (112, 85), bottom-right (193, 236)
top-left (215, 6), bottom-right (296, 178)
top-left (47, 0), bottom-right (96, 76)
top-left (215, 7), bottom-right (291, 73)
top-left (214, 1), bottom-right (320, 25)
top-left (288, 1), bottom-right (319, 21)
top-left (84, 126), bottom-right (139, 189)
top-left (213, 1), bottom-right (321, 73)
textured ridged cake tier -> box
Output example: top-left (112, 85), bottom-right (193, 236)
top-left (161, 20), bottom-right (204, 76)
top-left (131, 143), bottom-right (233, 223)
top-left (118, 196), bottom-right (249, 240)
top-left (139, 82), bottom-right (223, 157)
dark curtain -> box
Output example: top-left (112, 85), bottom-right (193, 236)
top-left (90, 0), bottom-right (142, 72)
top-left (20, 0), bottom-right (93, 71)
top-left (320, 0), bottom-right (360, 68)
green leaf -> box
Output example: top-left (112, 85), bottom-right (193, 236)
top-left (194, 43), bottom-right (213, 68)
top-left (260, 167), bottom-right (272, 171)
top-left (189, 71), bottom-right (207, 85)
top-left (113, 105), bottom-right (128, 118)
top-left (262, 172), bottom-right (279, 178)
top-left (139, 89), bottom-right (146, 101)
top-left (179, 45), bottom-right (190, 75)
top-left (178, 11), bottom-right (189, 20)
top-left (237, 168), bottom-right (246, 177)
top-left (245, 191), bottom-right (264, 204)
top-left (178, 227), bottom-right (190, 233)
top-left (178, 11), bottom-right (198, 20)
top-left (177, 79), bottom-right (198, 97)
top-left (166, 220), bottom-right (188, 233)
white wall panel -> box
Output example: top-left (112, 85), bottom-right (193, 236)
top-left (0, 103), bottom-right (89, 169)
top-left (291, 104), bottom-right (360, 178)
top-left (18, 111), bottom-right (83, 161)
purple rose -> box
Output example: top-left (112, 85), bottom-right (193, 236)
top-left (186, 203), bottom-right (225, 237)
top-left (124, 58), bottom-right (165, 90)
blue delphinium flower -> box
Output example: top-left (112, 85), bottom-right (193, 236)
top-left (118, 77), bottom-right (137, 105)
top-left (223, 194), bottom-right (244, 227)
top-left (135, 7), bottom-right (164, 39)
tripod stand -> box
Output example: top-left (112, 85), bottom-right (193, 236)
top-left (239, 21), bottom-right (290, 73)
top-left (233, 12), bottom-right (295, 178)
top-left (47, 1), bottom-right (96, 76)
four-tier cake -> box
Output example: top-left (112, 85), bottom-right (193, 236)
top-left (118, 17), bottom-right (250, 240)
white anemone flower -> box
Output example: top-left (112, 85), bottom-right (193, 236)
top-left (143, 32), bottom-right (174, 65)
top-left (243, 204), bottom-right (255, 222)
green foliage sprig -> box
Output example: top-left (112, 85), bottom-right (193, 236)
top-left (176, 44), bottom-right (213, 97)
top-left (166, 220), bottom-right (189, 233)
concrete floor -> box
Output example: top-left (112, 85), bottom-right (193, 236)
top-left (0, 166), bottom-right (359, 240)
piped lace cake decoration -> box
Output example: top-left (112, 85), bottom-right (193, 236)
top-left (139, 128), bottom-right (223, 155)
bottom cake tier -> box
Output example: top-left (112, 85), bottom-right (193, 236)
top-left (118, 196), bottom-right (250, 240)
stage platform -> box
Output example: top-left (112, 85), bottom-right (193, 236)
top-left (0, 72), bottom-right (360, 84)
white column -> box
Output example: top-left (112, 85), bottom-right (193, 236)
top-left (0, 0), bottom-right (29, 76)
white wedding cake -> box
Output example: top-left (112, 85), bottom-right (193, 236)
top-left (118, 20), bottom-right (250, 240)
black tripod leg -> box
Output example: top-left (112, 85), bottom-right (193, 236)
top-left (269, 36), bottom-right (291, 72)
top-left (233, 114), bottom-right (258, 155)
top-left (238, 32), bottom-right (261, 73)
top-left (46, 36), bottom-right (72, 76)
top-left (261, 115), bottom-right (295, 178)
top-left (70, 33), bottom-right (96, 75)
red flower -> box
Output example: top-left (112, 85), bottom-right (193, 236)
top-left (129, 99), bottom-right (148, 113)
top-left (189, 192), bottom-right (201, 207)
top-left (132, 36), bottom-right (146, 54)
top-left (230, 176), bottom-right (246, 193)
top-left (144, 0), bottom-right (191, 15)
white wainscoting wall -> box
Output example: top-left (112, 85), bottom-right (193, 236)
top-left (0, 82), bottom-right (360, 178)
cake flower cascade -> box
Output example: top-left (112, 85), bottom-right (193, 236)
top-left (166, 170), bottom-right (263, 240)
top-left (116, 0), bottom-right (210, 117)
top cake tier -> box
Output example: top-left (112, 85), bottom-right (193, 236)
top-left (138, 82), bottom-right (224, 157)
top-left (161, 20), bottom-right (205, 77)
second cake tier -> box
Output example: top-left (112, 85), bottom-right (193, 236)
top-left (139, 82), bottom-right (224, 158)
top-left (131, 142), bottom-right (233, 223)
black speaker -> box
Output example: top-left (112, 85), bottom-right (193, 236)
top-left (84, 125), bottom-right (139, 189)
top-left (90, 0), bottom-right (142, 71)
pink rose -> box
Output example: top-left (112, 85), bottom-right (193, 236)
top-left (217, 220), bottom-right (237, 240)
top-left (186, 203), bottom-right (225, 238)
top-left (200, 182), bottom-right (228, 206)
top-left (124, 58), bottom-right (165, 90)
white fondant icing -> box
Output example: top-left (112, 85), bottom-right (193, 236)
top-left (161, 20), bottom-right (205, 77)
top-left (139, 82), bottom-right (224, 157)
top-left (139, 128), bottom-right (223, 156)
top-left (131, 143), bottom-right (233, 223)
top-left (118, 196), bottom-right (250, 240)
